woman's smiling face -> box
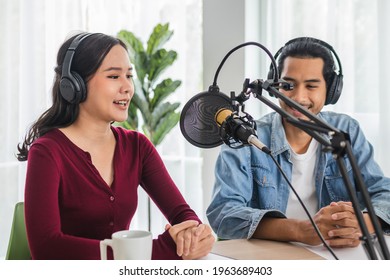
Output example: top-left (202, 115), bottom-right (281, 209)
top-left (81, 44), bottom-right (134, 124)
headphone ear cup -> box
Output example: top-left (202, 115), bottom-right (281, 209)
top-left (267, 67), bottom-right (274, 81)
top-left (71, 71), bottom-right (87, 103)
top-left (59, 72), bottom-right (86, 104)
top-left (266, 68), bottom-right (275, 98)
top-left (267, 46), bottom-right (284, 98)
top-left (59, 76), bottom-right (76, 104)
top-left (326, 74), bottom-right (343, 105)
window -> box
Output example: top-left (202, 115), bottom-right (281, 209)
top-left (0, 0), bottom-right (203, 258)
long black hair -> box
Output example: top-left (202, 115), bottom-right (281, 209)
top-left (17, 32), bottom-right (127, 161)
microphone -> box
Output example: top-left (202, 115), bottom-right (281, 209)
top-left (179, 80), bottom-right (272, 153)
top-left (179, 87), bottom-right (234, 148)
top-left (215, 108), bottom-right (271, 154)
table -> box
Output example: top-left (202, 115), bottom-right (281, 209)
top-left (209, 239), bottom-right (323, 260)
top-left (205, 236), bottom-right (390, 260)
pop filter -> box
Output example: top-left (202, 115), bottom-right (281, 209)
top-left (180, 89), bottom-right (233, 148)
top-left (180, 42), bottom-right (277, 149)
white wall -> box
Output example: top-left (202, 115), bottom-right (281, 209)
top-left (201, 0), bottom-right (246, 214)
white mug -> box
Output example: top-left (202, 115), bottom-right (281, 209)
top-left (100, 230), bottom-right (152, 260)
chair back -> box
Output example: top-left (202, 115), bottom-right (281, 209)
top-left (6, 202), bottom-right (31, 260)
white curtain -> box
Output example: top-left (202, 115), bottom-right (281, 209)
top-left (248, 0), bottom-right (390, 176)
top-left (0, 0), bottom-right (203, 258)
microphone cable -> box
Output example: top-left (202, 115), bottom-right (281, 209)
top-left (266, 151), bottom-right (339, 260)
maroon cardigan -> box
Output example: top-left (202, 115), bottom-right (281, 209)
top-left (24, 126), bottom-right (200, 259)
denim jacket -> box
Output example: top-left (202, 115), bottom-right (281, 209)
top-left (206, 111), bottom-right (390, 239)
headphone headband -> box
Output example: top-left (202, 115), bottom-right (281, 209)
top-left (273, 37), bottom-right (343, 77)
top-left (267, 37), bottom-right (343, 105)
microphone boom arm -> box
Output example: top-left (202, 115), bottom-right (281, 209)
top-left (249, 79), bottom-right (390, 260)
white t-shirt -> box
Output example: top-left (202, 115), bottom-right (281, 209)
top-left (285, 139), bottom-right (319, 220)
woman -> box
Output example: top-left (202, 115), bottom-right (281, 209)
top-left (17, 32), bottom-right (214, 260)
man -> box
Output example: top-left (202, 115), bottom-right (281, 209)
top-left (206, 37), bottom-right (390, 248)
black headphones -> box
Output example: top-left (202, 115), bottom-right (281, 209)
top-left (60, 33), bottom-right (93, 104)
top-left (267, 37), bottom-right (343, 105)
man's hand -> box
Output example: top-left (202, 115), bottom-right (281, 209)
top-left (299, 201), bottom-right (362, 247)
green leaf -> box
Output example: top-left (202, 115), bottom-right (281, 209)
top-left (151, 79), bottom-right (181, 109)
top-left (132, 76), bottom-right (151, 103)
top-left (150, 102), bottom-right (180, 130)
top-left (117, 30), bottom-right (144, 62)
top-left (141, 123), bottom-right (151, 140)
top-left (116, 23), bottom-right (181, 147)
top-left (115, 120), bottom-right (136, 131)
top-left (132, 78), bottom-right (143, 99)
top-left (124, 102), bottom-right (139, 129)
top-left (148, 49), bottom-right (177, 83)
top-left (133, 52), bottom-right (148, 87)
top-left (131, 93), bottom-right (151, 122)
top-left (146, 23), bottom-right (173, 55)
top-left (151, 112), bottom-right (180, 146)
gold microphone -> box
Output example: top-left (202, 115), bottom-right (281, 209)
top-left (215, 108), bottom-right (234, 126)
top-left (214, 108), bottom-right (271, 154)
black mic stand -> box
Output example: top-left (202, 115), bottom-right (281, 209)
top-left (248, 79), bottom-right (390, 260)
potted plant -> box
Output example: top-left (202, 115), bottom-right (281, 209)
top-left (116, 23), bottom-right (181, 146)
top-left (116, 23), bottom-right (182, 231)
